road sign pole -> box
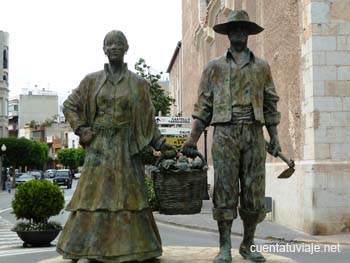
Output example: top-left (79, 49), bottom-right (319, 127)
top-left (204, 129), bottom-right (208, 162)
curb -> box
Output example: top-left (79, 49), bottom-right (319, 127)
top-left (156, 218), bottom-right (265, 241)
top-left (155, 218), bottom-right (350, 246)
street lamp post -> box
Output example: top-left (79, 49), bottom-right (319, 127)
top-left (0, 144), bottom-right (7, 191)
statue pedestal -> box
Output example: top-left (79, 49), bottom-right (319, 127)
top-left (39, 246), bottom-right (296, 263)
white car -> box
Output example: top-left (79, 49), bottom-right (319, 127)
top-left (44, 169), bottom-right (57, 178)
top-left (15, 173), bottom-right (36, 186)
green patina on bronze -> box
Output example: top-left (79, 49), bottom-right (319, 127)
top-left (56, 30), bottom-right (169, 263)
top-left (182, 10), bottom-right (281, 263)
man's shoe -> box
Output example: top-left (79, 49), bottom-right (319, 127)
top-left (239, 243), bottom-right (266, 262)
top-left (213, 220), bottom-right (233, 263)
top-left (213, 249), bottom-right (232, 263)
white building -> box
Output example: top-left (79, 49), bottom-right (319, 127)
top-left (16, 89), bottom-right (59, 137)
top-left (0, 31), bottom-right (9, 137)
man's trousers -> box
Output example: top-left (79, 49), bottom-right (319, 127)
top-left (212, 122), bottom-right (266, 223)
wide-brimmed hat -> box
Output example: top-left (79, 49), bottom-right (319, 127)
top-left (213, 10), bottom-right (264, 35)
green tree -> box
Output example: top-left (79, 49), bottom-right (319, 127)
top-left (135, 58), bottom-right (175, 116)
top-left (28, 141), bottom-right (49, 169)
top-left (0, 137), bottom-right (48, 170)
top-left (28, 120), bottom-right (38, 129)
top-left (0, 138), bottom-right (49, 187)
top-left (57, 148), bottom-right (77, 169)
top-left (134, 59), bottom-right (176, 165)
top-left (0, 138), bottom-right (30, 168)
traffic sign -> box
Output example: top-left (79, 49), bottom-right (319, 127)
top-left (155, 116), bottom-right (192, 125)
top-left (158, 127), bottom-right (191, 136)
top-left (165, 137), bottom-right (188, 146)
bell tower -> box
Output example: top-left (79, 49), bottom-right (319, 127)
top-left (0, 31), bottom-right (9, 138)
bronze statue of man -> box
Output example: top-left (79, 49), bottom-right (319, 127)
top-left (182, 10), bottom-right (281, 263)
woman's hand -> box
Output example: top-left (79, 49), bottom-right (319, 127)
top-left (160, 143), bottom-right (178, 159)
top-left (78, 127), bottom-right (95, 148)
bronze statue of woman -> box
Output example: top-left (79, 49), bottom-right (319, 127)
top-left (56, 30), bottom-right (175, 263)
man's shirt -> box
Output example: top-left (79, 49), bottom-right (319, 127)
top-left (192, 49), bottom-right (280, 126)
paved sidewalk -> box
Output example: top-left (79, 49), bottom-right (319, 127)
top-left (38, 247), bottom-right (297, 263)
top-left (154, 200), bottom-right (350, 245)
top-left (0, 188), bottom-right (11, 195)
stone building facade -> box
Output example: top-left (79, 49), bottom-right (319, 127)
top-left (0, 31), bottom-right (9, 138)
top-left (167, 41), bottom-right (183, 115)
top-left (169, 0), bottom-right (350, 234)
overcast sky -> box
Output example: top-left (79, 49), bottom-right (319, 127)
top-left (0, 0), bottom-right (182, 99)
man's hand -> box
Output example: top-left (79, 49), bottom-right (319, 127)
top-left (181, 139), bottom-right (198, 158)
top-left (78, 127), bottom-right (95, 148)
top-left (160, 142), bottom-right (178, 159)
top-left (268, 136), bottom-right (281, 157)
top-left (266, 125), bottom-right (281, 157)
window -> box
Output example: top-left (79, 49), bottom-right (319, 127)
top-left (32, 131), bottom-right (42, 140)
top-left (9, 104), bottom-right (18, 111)
top-left (3, 47), bottom-right (8, 69)
top-left (3, 72), bottom-right (8, 82)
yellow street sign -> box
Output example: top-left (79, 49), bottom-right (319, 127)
top-left (165, 137), bottom-right (188, 147)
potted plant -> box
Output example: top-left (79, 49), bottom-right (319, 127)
top-left (11, 179), bottom-right (65, 247)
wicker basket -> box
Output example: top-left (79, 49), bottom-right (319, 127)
top-left (152, 152), bottom-right (207, 215)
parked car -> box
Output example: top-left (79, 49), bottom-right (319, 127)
top-left (9, 173), bottom-right (23, 183)
top-left (30, 171), bottom-right (44, 179)
top-left (15, 173), bottom-right (36, 186)
top-left (44, 169), bottom-right (57, 178)
top-left (53, 169), bottom-right (72, 189)
top-left (73, 172), bottom-right (81, 179)
top-left (15, 173), bottom-right (23, 178)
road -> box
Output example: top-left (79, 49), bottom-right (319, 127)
top-left (1, 180), bottom-right (350, 263)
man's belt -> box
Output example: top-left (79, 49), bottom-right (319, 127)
top-left (231, 105), bottom-right (255, 123)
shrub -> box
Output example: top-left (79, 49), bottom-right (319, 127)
top-left (12, 180), bottom-right (64, 224)
top-left (144, 175), bottom-right (158, 211)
